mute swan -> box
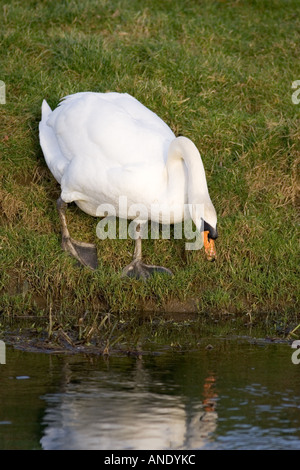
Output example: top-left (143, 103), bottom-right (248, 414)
top-left (39, 92), bottom-right (217, 279)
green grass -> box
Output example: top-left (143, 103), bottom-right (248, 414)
top-left (0, 0), bottom-right (299, 333)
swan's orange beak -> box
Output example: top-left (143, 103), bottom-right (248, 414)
top-left (203, 231), bottom-right (216, 261)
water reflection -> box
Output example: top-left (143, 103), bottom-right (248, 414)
top-left (0, 339), bottom-right (300, 449)
top-left (41, 357), bottom-right (218, 450)
top-left (39, 341), bottom-right (300, 450)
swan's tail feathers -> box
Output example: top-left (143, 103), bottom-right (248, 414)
top-left (41, 99), bottom-right (52, 122)
top-left (39, 99), bottom-right (67, 184)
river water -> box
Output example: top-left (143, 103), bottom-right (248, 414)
top-left (0, 337), bottom-right (299, 450)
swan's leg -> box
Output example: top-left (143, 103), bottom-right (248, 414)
top-left (57, 196), bottom-right (98, 270)
top-left (121, 224), bottom-right (173, 280)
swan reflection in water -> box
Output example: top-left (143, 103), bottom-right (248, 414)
top-left (40, 356), bottom-right (218, 450)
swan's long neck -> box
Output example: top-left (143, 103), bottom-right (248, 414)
top-left (166, 136), bottom-right (210, 205)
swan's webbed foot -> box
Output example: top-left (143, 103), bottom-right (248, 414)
top-left (121, 223), bottom-right (173, 280)
top-left (121, 259), bottom-right (173, 280)
top-left (57, 196), bottom-right (98, 270)
top-left (62, 236), bottom-right (98, 270)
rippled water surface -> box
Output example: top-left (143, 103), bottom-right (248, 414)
top-left (0, 338), bottom-right (299, 449)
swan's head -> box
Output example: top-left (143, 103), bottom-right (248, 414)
top-left (203, 201), bottom-right (218, 241)
top-left (203, 201), bottom-right (218, 261)
top-left (188, 199), bottom-right (217, 259)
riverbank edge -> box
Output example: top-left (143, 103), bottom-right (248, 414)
top-left (1, 306), bottom-right (298, 358)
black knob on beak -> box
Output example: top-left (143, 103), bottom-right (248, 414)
top-left (203, 221), bottom-right (218, 240)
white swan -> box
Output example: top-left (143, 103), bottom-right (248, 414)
top-left (39, 92), bottom-right (217, 278)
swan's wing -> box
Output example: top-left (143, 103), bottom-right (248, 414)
top-left (41, 92), bottom-right (175, 209)
top-left (47, 92), bottom-right (175, 167)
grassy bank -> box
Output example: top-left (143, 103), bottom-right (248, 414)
top-left (0, 0), bottom-right (299, 331)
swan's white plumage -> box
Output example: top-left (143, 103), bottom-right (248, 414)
top-left (39, 92), bottom-right (216, 229)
